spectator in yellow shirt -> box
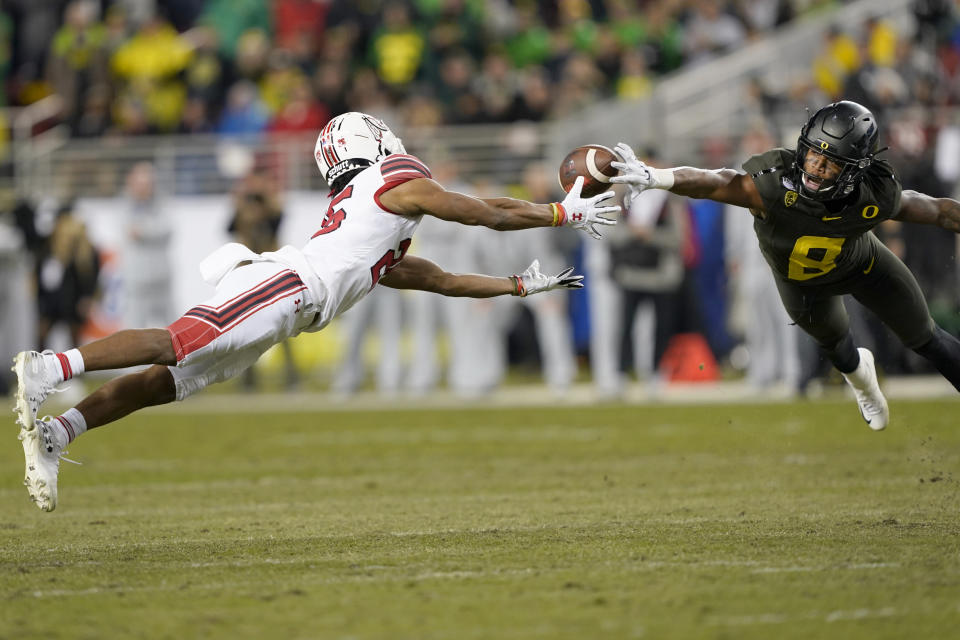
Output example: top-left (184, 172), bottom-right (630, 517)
top-left (111, 15), bottom-right (192, 132)
top-left (811, 25), bottom-right (860, 98)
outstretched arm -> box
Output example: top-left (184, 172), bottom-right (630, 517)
top-left (379, 255), bottom-right (583, 298)
top-left (894, 190), bottom-right (960, 232)
top-left (667, 167), bottom-right (762, 207)
top-left (380, 254), bottom-right (514, 297)
top-left (610, 143), bottom-right (763, 210)
top-left (377, 176), bottom-right (619, 238)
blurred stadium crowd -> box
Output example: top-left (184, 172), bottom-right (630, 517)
top-left (1, 0), bottom-right (959, 399)
top-left (7, 0), bottom-right (953, 137)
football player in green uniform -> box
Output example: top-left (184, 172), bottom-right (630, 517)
top-left (611, 100), bottom-right (960, 430)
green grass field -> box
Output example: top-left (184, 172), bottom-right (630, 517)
top-left (2, 397), bottom-right (959, 639)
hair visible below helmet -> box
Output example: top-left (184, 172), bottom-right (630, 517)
top-left (314, 112), bottom-right (406, 186)
top-left (793, 100), bottom-right (879, 201)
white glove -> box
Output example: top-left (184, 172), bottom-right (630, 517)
top-left (513, 259), bottom-right (584, 297)
top-left (559, 176), bottom-right (620, 240)
top-left (609, 142), bottom-right (674, 207)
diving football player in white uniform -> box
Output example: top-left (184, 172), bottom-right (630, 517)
top-left (12, 112), bottom-right (620, 511)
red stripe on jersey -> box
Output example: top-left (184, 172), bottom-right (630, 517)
top-left (382, 153), bottom-right (426, 166)
top-left (186, 276), bottom-right (305, 329)
top-left (204, 272), bottom-right (304, 321)
top-left (374, 173), bottom-right (431, 214)
top-left (372, 154), bottom-right (432, 214)
top-left (382, 159), bottom-right (427, 173)
top-left (382, 165), bottom-right (430, 180)
top-left (381, 170), bottom-right (431, 183)
top-left (197, 270), bottom-right (297, 313)
top-left (167, 287), bottom-right (306, 361)
top-left (382, 154), bottom-right (430, 173)
top-left (55, 352), bottom-right (72, 380)
top-left (381, 154), bottom-right (431, 178)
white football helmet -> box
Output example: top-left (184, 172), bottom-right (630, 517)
top-left (314, 112), bottom-right (406, 185)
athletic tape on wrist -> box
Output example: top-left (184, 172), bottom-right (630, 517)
top-left (652, 168), bottom-right (675, 190)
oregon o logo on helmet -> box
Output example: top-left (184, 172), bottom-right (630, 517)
top-left (819, 141), bottom-right (830, 150)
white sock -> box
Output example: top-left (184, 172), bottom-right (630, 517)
top-left (54, 408), bottom-right (88, 445)
top-left (49, 349), bottom-right (85, 383)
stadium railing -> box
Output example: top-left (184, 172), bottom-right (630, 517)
top-left (12, 121), bottom-right (550, 198)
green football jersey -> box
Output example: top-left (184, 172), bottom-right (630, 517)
top-left (742, 148), bottom-right (902, 286)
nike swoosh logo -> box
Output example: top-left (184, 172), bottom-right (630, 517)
top-left (822, 215), bottom-right (842, 221)
top-left (863, 257), bottom-right (875, 274)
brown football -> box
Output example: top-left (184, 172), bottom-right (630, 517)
top-left (558, 144), bottom-right (620, 198)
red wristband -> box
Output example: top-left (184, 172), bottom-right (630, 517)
top-left (511, 275), bottom-right (526, 297)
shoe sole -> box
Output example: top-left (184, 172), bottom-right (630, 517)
top-left (13, 353), bottom-right (56, 511)
top-left (12, 352), bottom-right (35, 432)
top-left (19, 429), bottom-right (55, 511)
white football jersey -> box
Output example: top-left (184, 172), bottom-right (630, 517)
top-left (284, 154), bottom-right (430, 330)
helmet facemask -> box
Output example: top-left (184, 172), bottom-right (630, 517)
top-left (315, 112), bottom-right (407, 186)
top-left (795, 138), bottom-right (872, 201)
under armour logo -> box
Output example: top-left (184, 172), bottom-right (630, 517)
top-left (294, 298), bottom-right (301, 313)
top-left (572, 213), bottom-right (584, 222)
top-left (337, 137), bottom-right (346, 146)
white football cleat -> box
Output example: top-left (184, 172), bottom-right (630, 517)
top-left (12, 350), bottom-right (60, 431)
top-left (20, 416), bottom-right (68, 511)
top-left (841, 348), bottom-right (889, 431)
